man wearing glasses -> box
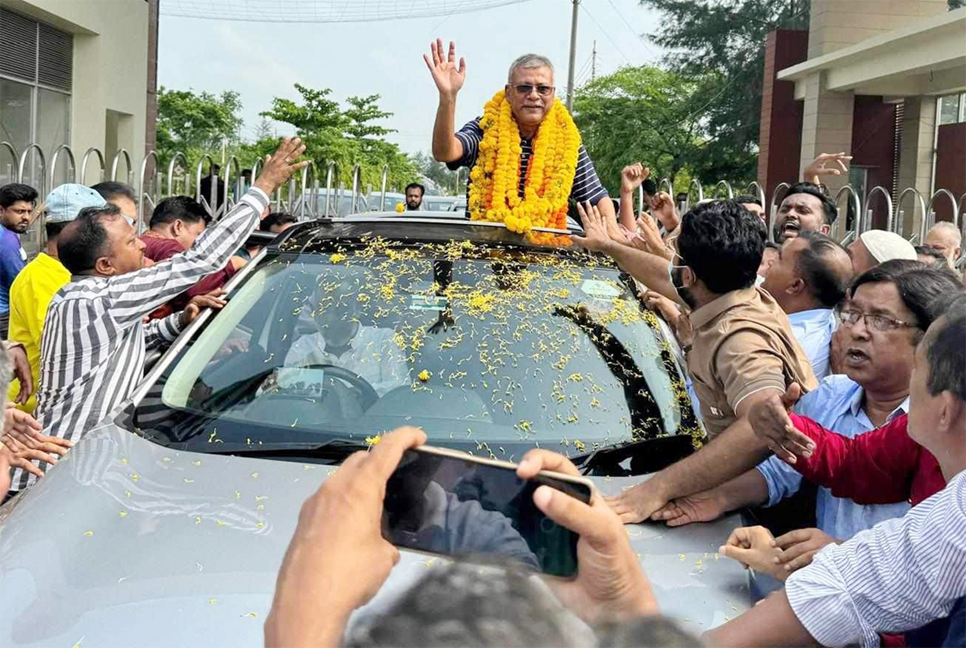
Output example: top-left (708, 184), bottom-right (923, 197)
top-left (0, 183), bottom-right (37, 338)
top-left (632, 265), bottom-right (959, 586)
top-left (426, 41), bottom-right (616, 224)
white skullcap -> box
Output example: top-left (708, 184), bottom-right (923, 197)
top-left (859, 230), bottom-right (917, 264)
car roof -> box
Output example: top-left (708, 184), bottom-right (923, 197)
top-left (272, 214), bottom-right (590, 257)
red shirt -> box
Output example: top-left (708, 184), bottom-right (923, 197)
top-left (788, 412), bottom-right (946, 507)
top-left (140, 232), bottom-right (237, 319)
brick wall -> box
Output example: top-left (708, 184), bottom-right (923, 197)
top-left (758, 29), bottom-right (808, 223)
top-left (934, 122), bottom-right (966, 225)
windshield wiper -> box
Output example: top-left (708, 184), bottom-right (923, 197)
top-left (571, 434), bottom-right (695, 477)
top-left (207, 438), bottom-right (371, 464)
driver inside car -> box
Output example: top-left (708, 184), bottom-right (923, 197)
top-left (280, 283), bottom-right (408, 404)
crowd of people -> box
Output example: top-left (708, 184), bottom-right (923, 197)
top-left (0, 41), bottom-right (964, 647)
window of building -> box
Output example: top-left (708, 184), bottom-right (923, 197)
top-left (0, 8), bottom-right (73, 189)
top-left (939, 92), bottom-right (966, 125)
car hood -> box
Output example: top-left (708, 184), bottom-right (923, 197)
top-left (0, 424), bottom-right (751, 647)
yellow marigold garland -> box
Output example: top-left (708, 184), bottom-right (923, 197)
top-left (468, 90), bottom-right (580, 246)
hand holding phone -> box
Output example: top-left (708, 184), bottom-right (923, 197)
top-left (517, 449), bottom-right (659, 624)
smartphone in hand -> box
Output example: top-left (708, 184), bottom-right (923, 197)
top-left (382, 445), bottom-right (593, 578)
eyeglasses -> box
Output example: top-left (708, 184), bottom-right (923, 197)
top-left (836, 307), bottom-right (917, 332)
top-left (512, 84), bottom-right (554, 97)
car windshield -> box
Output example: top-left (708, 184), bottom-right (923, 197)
top-left (135, 239), bottom-right (699, 462)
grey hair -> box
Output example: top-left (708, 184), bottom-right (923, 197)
top-left (346, 561), bottom-right (594, 647)
top-left (927, 220), bottom-right (963, 245)
top-left (507, 54), bottom-right (554, 83)
top-left (925, 291), bottom-right (966, 401)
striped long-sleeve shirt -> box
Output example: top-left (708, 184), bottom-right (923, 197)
top-left (447, 117), bottom-right (609, 216)
top-left (9, 187), bottom-right (270, 491)
top-left (785, 469), bottom-right (966, 647)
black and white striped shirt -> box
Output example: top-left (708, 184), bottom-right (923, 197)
top-left (448, 117), bottom-right (609, 214)
top-left (9, 187), bottom-right (270, 491)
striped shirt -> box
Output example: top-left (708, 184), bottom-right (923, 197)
top-left (786, 470), bottom-right (966, 647)
top-left (9, 187), bottom-right (270, 491)
top-left (447, 118), bottom-right (609, 215)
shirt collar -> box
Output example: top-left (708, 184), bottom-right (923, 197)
top-left (787, 308), bottom-right (833, 325)
top-left (848, 386), bottom-right (910, 421)
top-left (689, 287), bottom-right (758, 330)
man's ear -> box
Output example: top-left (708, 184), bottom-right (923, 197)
top-left (937, 392), bottom-right (964, 436)
top-left (172, 219), bottom-right (184, 236)
top-left (788, 277), bottom-right (806, 296)
top-left (820, 224), bottom-right (831, 235)
top-left (94, 256), bottom-right (115, 276)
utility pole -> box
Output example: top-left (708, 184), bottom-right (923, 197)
top-left (591, 40), bottom-right (597, 83)
top-left (565, 0), bottom-right (580, 110)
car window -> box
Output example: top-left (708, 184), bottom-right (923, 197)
top-left (136, 241), bottom-right (699, 460)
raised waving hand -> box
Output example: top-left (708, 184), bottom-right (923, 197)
top-left (424, 39), bottom-right (466, 98)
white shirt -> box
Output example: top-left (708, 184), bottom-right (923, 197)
top-left (787, 308), bottom-right (836, 380)
top-left (785, 470), bottom-right (966, 647)
top-left (284, 327), bottom-right (408, 397)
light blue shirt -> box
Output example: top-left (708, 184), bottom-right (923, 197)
top-left (787, 471), bottom-right (966, 648)
top-left (788, 308), bottom-right (836, 380)
top-left (756, 375), bottom-right (911, 541)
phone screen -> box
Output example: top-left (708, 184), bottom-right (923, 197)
top-left (382, 448), bottom-right (591, 578)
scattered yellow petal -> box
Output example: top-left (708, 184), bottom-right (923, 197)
top-left (235, 490), bottom-right (241, 500)
top-left (193, 460), bottom-right (202, 467)
top-left (329, 252), bottom-right (347, 264)
top-left (183, 478), bottom-right (195, 484)
top-left (418, 369), bottom-right (431, 382)
top-left (209, 598), bottom-right (218, 605)
top-left (679, 554), bottom-right (686, 561)
top-left (119, 511), bottom-right (128, 518)
top-left (242, 612), bottom-right (259, 618)
top-left (195, 517), bottom-right (202, 525)
top-left (256, 504), bottom-right (265, 511)
top-left (83, 531), bottom-right (94, 537)
top-left (216, 520), bottom-right (227, 527)
top-left (364, 435), bottom-right (382, 446)
top-left (251, 472), bottom-right (259, 479)
top-left (125, 490), bottom-right (132, 498)
top-left (120, 458), bottom-right (128, 465)
top-left (255, 522), bottom-right (265, 529)
top-left (130, 473), bottom-right (139, 482)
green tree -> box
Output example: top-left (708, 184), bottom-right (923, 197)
top-left (411, 151), bottom-right (460, 195)
top-left (260, 84), bottom-right (418, 191)
top-left (574, 65), bottom-right (711, 193)
top-left (156, 87), bottom-right (243, 165)
top-left (637, 0), bottom-right (808, 182)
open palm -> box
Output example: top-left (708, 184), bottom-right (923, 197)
top-left (423, 39), bottom-right (466, 97)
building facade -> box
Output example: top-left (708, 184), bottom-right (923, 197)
top-left (758, 1), bottom-right (965, 237)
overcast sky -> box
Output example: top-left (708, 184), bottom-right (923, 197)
top-left (157, 0), bottom-right (664, 155)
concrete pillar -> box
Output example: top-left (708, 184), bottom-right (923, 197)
top-left (897, 96), bottom-right (938, 239)
top-left (799, 70), bottom-right (855, 234)
top-left (798, 0), bottom-right (948, 238)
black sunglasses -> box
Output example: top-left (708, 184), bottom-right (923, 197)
top-left (512, 84), bottom-right (554, 97)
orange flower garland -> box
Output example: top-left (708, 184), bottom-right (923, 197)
top-left (468, 90), bottom-right (580, 245)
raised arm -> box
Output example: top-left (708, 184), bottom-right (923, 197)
top-left (618, 164), bottom-right (647, 231)
top-left (424, 39), bottom-right (466, 163)
top-left (787, 413), bottom-right (921, 505)
top-left (105, 139), bottom-right (308, 327)
top-left (573, 201), bottom-right (682, 304)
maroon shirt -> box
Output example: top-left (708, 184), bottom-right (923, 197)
top-left (140, 232), bottom-right (237, 319)
top-left (788, 412), bottom-right (945, 507)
